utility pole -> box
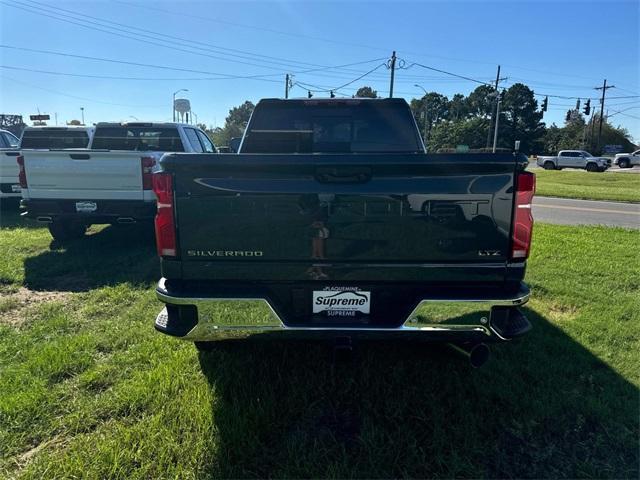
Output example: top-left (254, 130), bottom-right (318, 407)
top-left (589, 110), bottom-right (596, 150)
top-left (285, 74), bottom-right (290, 99)
top-left (486, 65), bottom-right (501, 148)
top-left (492, 92), bottom-right (502, 153)
top-left (389, 51), bottom-right (397, 98)
top-left (80, 107), bottom-right (84, 125)
top-left (595, 79), bottom-right (614, 152)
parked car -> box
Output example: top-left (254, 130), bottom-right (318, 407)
top-left (0, 129), bottom-right (21, 200)
top-left (536, 150), bottom-right (610, 172)
top-left (614, 150), bottom-right (640, 168)
top-left (19, 122), bottom-right (216, 241)
top-left (151, 98), bottom-right (535, 364)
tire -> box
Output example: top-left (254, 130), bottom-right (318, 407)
top-left (543, 161), bottom-right (556, 170)
top-left (618, 158), bottom-right (630, 169)
top-left (48, 219), bottom-right (87, 241)
top-left (586, 163), bottom-right (598, 172)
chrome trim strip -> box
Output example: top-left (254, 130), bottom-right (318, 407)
top-left (155, 278), bottom-right (530, 341)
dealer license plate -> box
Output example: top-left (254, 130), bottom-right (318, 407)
top-left (75, 201), bottom-right (97, 213)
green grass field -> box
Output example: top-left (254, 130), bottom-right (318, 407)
top-left (533, 169), bottom-right (640, 202)
top-left (0, 208), bottom-right (638, 479)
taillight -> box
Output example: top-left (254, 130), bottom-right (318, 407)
top-left (17, 155), bottom-right (27, 188)
top-left (511, 171), bottom-right (536, 260)
top-left (141, 156), bottom-right (156, 190)
top-left (152, 173), bottom-right (176, 257)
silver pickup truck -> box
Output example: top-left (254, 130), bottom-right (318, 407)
top-left (536, 150), bottom-right (610, 172)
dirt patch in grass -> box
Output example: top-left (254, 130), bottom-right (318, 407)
top-left (0, 287), bottom-right (72, 327)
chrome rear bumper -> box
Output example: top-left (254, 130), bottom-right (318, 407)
top-left (154, 278), bottom-right (531, 342)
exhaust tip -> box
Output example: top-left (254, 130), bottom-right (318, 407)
top-left (468, 343), bottom-right (490, 368)
top-left (447, 342), bottom-right (490, 368)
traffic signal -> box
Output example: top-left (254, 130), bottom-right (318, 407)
top-left (565, 110), bottom-right (572, 122)
top-left (541, 96), bottom-right (548, 112)
top-left (575, 99), bottom-right (581, 110)
top-left (330, 90), bottom-right (335, 98)
top-left (307, 90), bottom-right (313, 98)
top-left (583, 99), bottom-right (591, 116)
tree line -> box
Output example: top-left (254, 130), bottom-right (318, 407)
top-left (204, 84), bottom-right (636, 155)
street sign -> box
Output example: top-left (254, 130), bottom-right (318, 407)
top-left (603, 144), bottom-right (623, 154)
top-left (455, 144), bottom-right (469, 153)
top-left (29, 114), bottom-right (50, 121)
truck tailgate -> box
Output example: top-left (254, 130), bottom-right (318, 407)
top-left (164, 153), bottom-right (525, 283)
top-left (22, 150), bottom-right (150, 200)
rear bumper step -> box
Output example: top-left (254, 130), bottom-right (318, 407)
top-left (20, 199), bottom-right (155, 222)
top-left (154, 278), bottom-right (531, 343)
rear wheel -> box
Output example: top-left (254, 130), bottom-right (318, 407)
top-left (48, 219), bottom-right (87, 241)
top-left (618, 158), bottom-right (630, 168)
top-left (586, 163), bottom-right (598, 172)
top-left (543, 161), bottom-right (556, 170)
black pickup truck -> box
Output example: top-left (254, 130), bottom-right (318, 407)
top-left (153, 98), bottom-right (535, 365)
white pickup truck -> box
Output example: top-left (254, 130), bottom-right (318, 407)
top-left (536, 150), bottom-right (611, 172)
top-left (614, 150), bottom-right (640, 169)
top-left (2, 126), bottom-right (93, 201)
top-left (19, 122), bottom-right (216, 241)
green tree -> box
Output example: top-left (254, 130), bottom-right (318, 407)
top-left (466, 85), bottom-right (496, 118)
top-left (447, 94), bottom-right (468, 121)
top-left (211, 101), bottom-right (255, 146)
top-left (67, 119), bottom-right (82, 125)
top-left (355, 86), bottom-right (378, 98)
top-left (429, 117), bottom-right (490, 152)
top-left (498, 83), bottom-right (544, 153)
top-left (410, 92), bottom-right (449, 142)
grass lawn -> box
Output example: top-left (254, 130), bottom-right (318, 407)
top-left (0, 208), bottom-right (638, 479)
top-left (533, 169), bottom-right (640, 202)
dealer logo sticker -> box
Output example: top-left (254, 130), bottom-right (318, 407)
top-left (313, 288), bottom-right (371, 316)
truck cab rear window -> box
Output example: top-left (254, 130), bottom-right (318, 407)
top-left (241, 102), bottom-right (423, 154)
top-left (92, 127), bottom-right (184, 152)
top-left (21, 130), bottom-right (90, 149)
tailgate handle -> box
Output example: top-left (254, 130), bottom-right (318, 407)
top-left (69, 153), bottom-right (90, 160)
top-left (315, 167), bottom-right (371, 184)
top-left (4, 151), bottom-right (19, 157)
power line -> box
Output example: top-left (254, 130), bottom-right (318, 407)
top-left (407, 62), bottom-right (493, 86)
top-left (0, 44), bottom-right (261, 77)
top-left (0, 65), bottom-right (281, 82)
top-left (4, 0), bottom-right (392, 83)
top-left (0, 45), bottom-right (387, 86)
top-left (607, 106), bottom-right (640, 119)
top-left (16, 0), bottom-right (399, 83)
top-left (1, 75), bottom-right (161, 108)
top-left (114, 0), bottom-right (636, 89)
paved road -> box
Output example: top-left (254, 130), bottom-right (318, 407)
top-left (533, 197), bottom-right (640, 229)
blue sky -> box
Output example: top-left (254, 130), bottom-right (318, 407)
top-left (1, 0), bottom-right (638, 142)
